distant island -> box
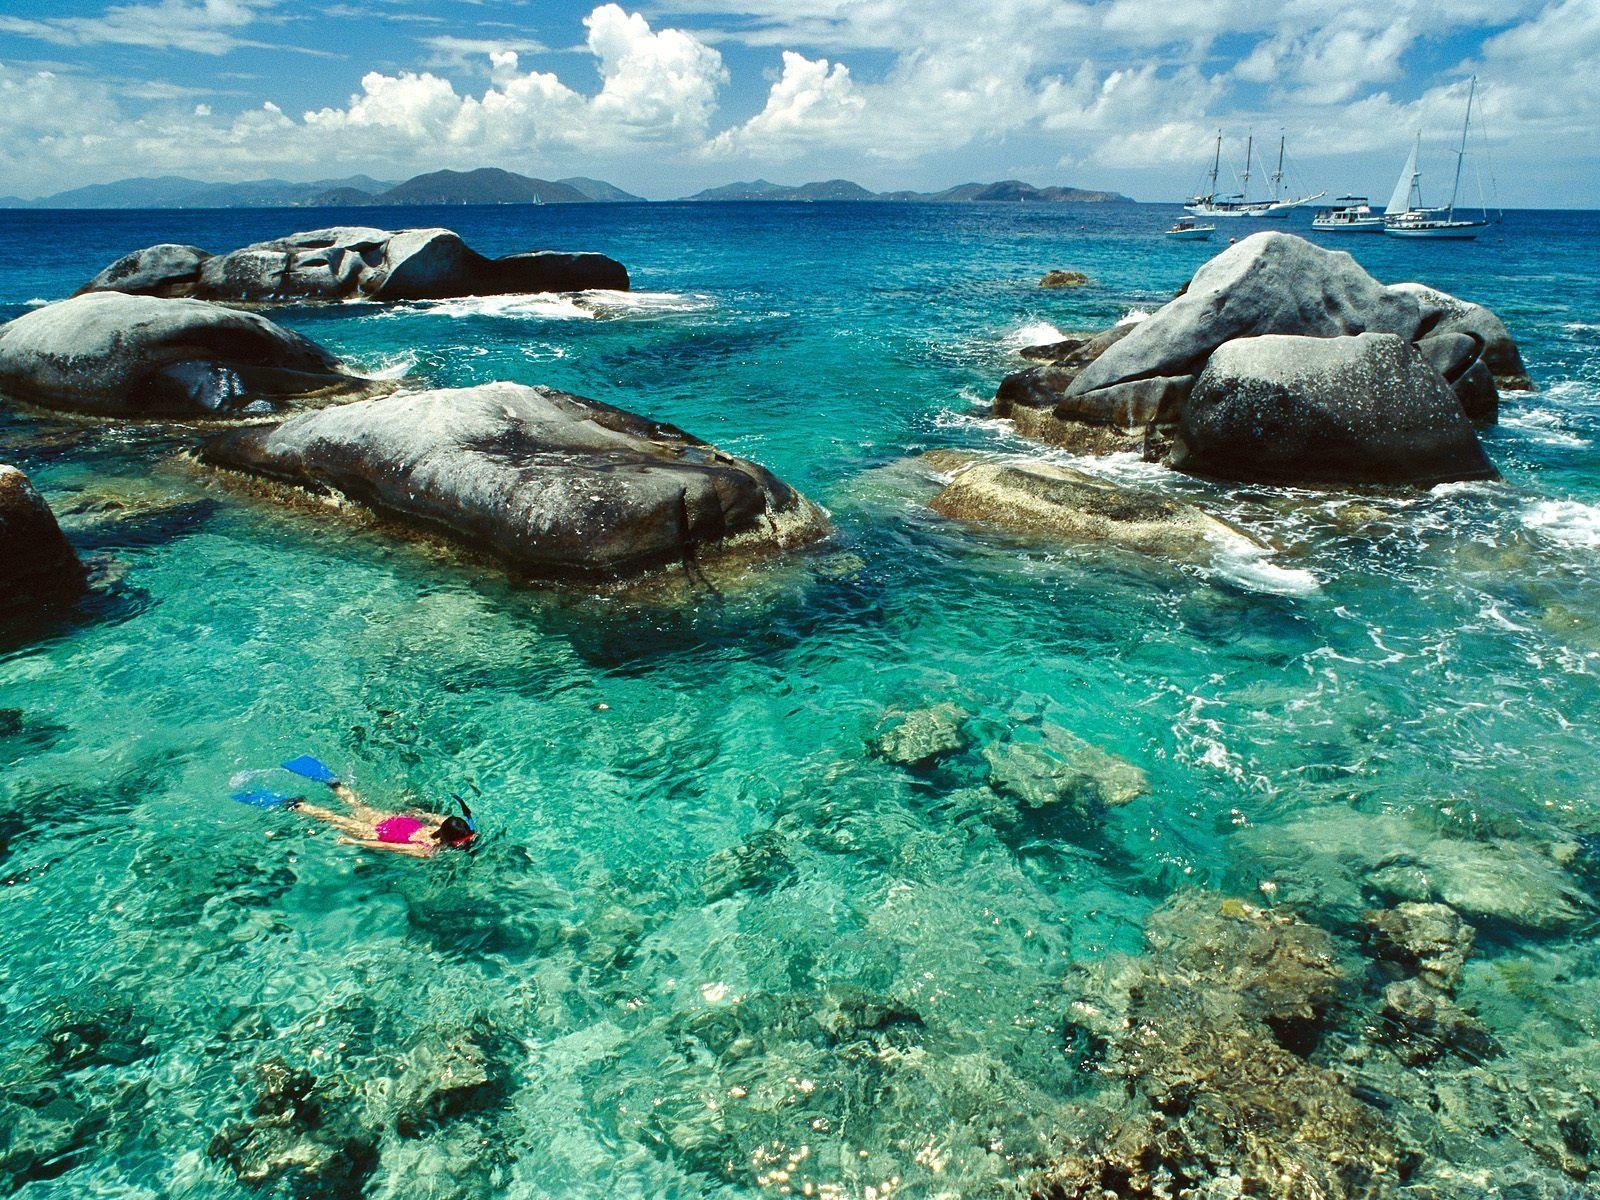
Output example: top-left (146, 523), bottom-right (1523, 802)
top-left (682, 178), bottom-right (1133, 204)
top-left (0, 168), bottom-right (1131, 209)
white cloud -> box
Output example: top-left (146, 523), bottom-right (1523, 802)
top-left (0, 0), bottom-right (291, 56)
top-left (0, 0), bottom-right (1595, 204)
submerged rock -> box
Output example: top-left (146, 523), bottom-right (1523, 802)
top-left (208, 1059), bottom-right (379, 1199)
top-left (988, 234), bottom-right (1524, 485)
top-left (1241, 808), bottom-right (1590, 933)
top-left (1039, 269), bottom-right (1091, 288)
top-left (700, 830), bottom-right (797, 902)
top-left (1365, 902), bottom-right (1474, 994)
top-left (0, 292), bottom-right (365, 417)
top-left (200, 382), bottom-right (829, 583)
top-left (870, 701), bottom-right (971, 768)
top-left (984, 720), bottom-right (1148, 813)
top-left (0, 465), bottom-right (86, 611)
top-left (1170, 333), bottom-right (1499, 487)
top-left (1039, 894), bottom-right (1406, 1200)
top-left (929, 457), bottom-right (1261, 558)
top-left (79, 226), bottom-right (629, 303)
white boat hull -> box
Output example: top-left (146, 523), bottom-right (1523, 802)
top-left (1166, 227), bottom-right (1215, 241)
top-left (1312, 218), bottom-right (1386, 233)
top-left (1183, 205), bottom-right (1252, 218)
top-left (1383, 223), bottom-right (1484, 240)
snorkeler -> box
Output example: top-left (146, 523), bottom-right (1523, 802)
top-left (232, 756), bottom-right (476, 857)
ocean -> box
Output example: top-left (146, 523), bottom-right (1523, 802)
top-left (2, 201), bottom-right (1598, 1198)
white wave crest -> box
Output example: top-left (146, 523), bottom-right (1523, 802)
top-left (25, 297), bottom-right (50, 307)
top-left (1007, 320), bottom-right (1064, 348)
top-left (352, 350), bottom-right (418, 381)
top-left (1116, 308), bottom-right (1151, 326)
top-left (1525, 499), bottom-right (1600, 549)
top-left (378, 289), bottom-right (709, 322)
top-left (1210, 540), bottom-right (1321, 596)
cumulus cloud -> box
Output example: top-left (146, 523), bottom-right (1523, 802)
top-left (0, 0), bottom-right (1594, 203)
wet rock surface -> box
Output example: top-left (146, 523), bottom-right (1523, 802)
top-left (199, 382), bottom-right (830, 584)
top-left (990, 234), bottom-right (1524, 486)
top-left (928, 457), bottom-right (1262, 559)
top-left (1040, 270), bottom-right (1092, 288)
top-left (1171, 333), bottom-right (1499, 487)
top-left (79, 226), bottom-right (629, 303)
top-left (0, 292), bottom-right (366, 417)
top-left (0, 465), bottom-right (86, 612)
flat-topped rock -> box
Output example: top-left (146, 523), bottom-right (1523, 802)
top-left (929, 457), bottom-right (1261, 558)
top-left (0, 465), bottom-right (85, 611)
top-left (200, 383), bottom-right (829, 583)
top-left (0, 292), bottom-right (366, 417)
top-left (1171, 333), bottom-right (1498, 487)
top-left (78, 227), bottom-right (629, 304)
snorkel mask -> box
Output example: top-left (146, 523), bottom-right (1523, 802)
top-left (447, 794), bottom-right (478, 845)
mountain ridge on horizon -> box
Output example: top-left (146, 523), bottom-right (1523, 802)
top-left (0, 168), bottom-right (1133, 209)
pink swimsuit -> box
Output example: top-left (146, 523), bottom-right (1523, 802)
top-left (375, 815), bottom-right (427, 844)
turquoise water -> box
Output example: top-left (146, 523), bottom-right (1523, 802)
top-left (2, 203), bottom-right (1599, 1197)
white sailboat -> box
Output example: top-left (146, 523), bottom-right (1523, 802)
top-left (1184, 131), bottom-right (1324, 218)
top-left (1383, 77), bottom-right (1492, 240)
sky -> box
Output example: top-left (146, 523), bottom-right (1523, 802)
top-left (1, 0), bottom-right (1596, 205)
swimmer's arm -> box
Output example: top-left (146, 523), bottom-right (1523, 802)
top-left (337, 836), bottom-right (433, 858)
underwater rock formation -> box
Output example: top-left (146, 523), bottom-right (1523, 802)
top-left (78, 226), bottom-right (629, 303)
top-left (870, 701), bottom-right (972, 768)
top-left (1238, 807), bottom-right (1591, 933)
top-left (993, 233), bottom-right (1526, 485)
top-left (928, 457), bottom-right (1263, 558)
top-left (1171, 333), bottom-right (1499, 487)
top-left (200, 382), bottom-right (830, 584)
top-left (0, 292), bottom-right (366, 417)
top-left (1037, 894), bottom-right (1408, 1200)
top-left (0, 465), bottom-right (86, 612)
top-left (984, 720), bottom-right (1148, 813)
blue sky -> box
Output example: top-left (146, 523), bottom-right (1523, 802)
top-left (1, 0), bottom-right (1596, 204)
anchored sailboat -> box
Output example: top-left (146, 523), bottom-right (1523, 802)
top-left (1383, 77), bottom-right (1493, 240)
top-left (1184, 131), bottom-right (1324, 218)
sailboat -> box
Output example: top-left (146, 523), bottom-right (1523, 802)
top-left (1383, 77), bottom-right (1492, 240)
top-left (1184, 131), bottom-right (1324, 218)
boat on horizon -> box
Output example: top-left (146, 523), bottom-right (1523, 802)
top-left (1382, 77), bottom-right (1494, 240)
top-left (1312, 196), bottom-right (1386, 233)
top-left (1165, 217), bottom-right (1216, 240)
top-left (1184, 131), bottom-right (1325, 219)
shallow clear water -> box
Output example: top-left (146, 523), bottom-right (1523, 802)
top-left (2, 203), bottom-right (1599, 1198)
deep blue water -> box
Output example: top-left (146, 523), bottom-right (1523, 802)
top-left (2, 201), bottom-right (1599, 1198)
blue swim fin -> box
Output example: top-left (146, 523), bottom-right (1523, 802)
top-left (232, 789), bottom-right (298, 809)
top-left (280, 755), bottom-right (339, 786)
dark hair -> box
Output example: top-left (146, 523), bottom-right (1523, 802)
top-left (433, 815), bottom-right (475, 847)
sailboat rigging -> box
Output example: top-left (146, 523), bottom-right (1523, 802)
top-left (1185, 130), bottom-right (1325, 218)
top-left (1383, 77), bottom-right (1493, 240)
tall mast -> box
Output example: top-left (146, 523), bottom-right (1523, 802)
top-left (1243, 130), bottom-right (1253, 197)
top-left (1273, 133), bottom-right (1285, 202)
top-left (1209, 131), bottom-right (1222, 199)
top-left (1448, 76), bottom-right (1476, 220)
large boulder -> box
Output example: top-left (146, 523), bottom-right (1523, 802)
top-left (0, 292), bottom-right (365, 417)
top-left (0, 465), bottom-right (86, 611)
top-left (78, 227), bottom-right (629, 304)
top-left (1388, 281), bottom-right (1533, 391)
top-left (199, 383), bottom-right (829, 583)
top-left (1171, 333), bottom-right (1498, 487)
top-left (1069, 234), bottom-right (1423, 398)
top-left (991, 234), bottom-right (1526, 471)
